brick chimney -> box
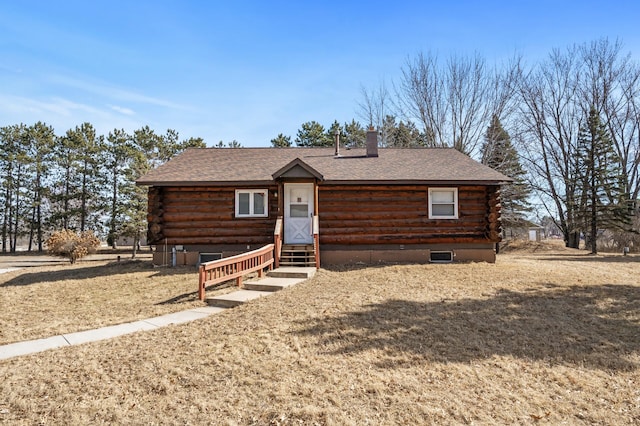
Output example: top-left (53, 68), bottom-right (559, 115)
top-left (366, 126), bottom-right (378, 157)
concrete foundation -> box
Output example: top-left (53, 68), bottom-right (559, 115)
top-left (320, 244), bottom-right (496, 265)
top-left (151, 243), bottom-right (497, 267)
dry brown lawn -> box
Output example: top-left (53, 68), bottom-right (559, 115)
top-left (1, 241), bottom-right (639, 425)
top-left (0, 258), bottom-right (237, 345)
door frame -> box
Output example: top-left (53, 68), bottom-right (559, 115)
top-left (283, 182), bottom-right (315, 245)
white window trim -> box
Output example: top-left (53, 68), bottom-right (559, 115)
top-left (235, 189), bottom-right (268, 218)
top-left (428, 188), bottom-right (459, 219)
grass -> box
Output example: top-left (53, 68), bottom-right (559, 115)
top-left (1, 241), bottom-right (639, 424)
top-left (0, 258), bottom-right (237, 345)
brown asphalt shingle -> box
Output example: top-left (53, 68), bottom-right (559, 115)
top-left (136, 147), bottom-right (512, 185)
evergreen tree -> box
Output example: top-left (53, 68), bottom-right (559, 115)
top-left (49, 124), bottom-right (104, 233)
top-left (295, 121), bottom-right (332, 147)
top-left (214, 140), bottom-right (242, 148)
top-left (481, 115), bottom-right (532, 230)
top-left (126, 127), bottom-right (206, 257)
top-left (270, 133), bottom-right (292, 148)
top-left (181, 137), bottom-right (206, 149)
top-left (326, 120), bottom-right (344, 146)
top-left (0, 125), bottom-right (21, 252)
top-left (343, 119), bottom-right (366, 148)
top-left (25, 122), bottom-right (55, 251)
top-left (0, 124), bottom-right (31, 252)
top-left (49, 132), bottom-right (80, 230)
top-left (388, 120), bottom-right (423, 147)
top-left (103, 129), bottom-right (133, 248)
top-left (576, 107), bottom-right (629, 254)
top-left (127, 127), bottom-right (163, 257)
top-left (73, 123), bottom-right (104, 232)
top-left (380, 115), bottom-right (397, 147)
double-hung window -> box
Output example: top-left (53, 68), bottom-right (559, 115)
top-left (429, 188), bottom-right (458, 219)
top-left (235, 189), bottom-right (268, 218)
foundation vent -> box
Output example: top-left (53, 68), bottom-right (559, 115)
top-left (430, 251), bottom-right (454, 263)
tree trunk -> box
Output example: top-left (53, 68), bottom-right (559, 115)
top-left (63, 164), bottom-right (70, 230)
top-left (36, 168), bottom-right (43, 252)
top-left (566, 231), bottom-right (580, 249)
top-left (27, 205), bottom-right (35, 251)
top-left (132, 230), bottom-right (139, 259)
top-left (1, 180), bottom-right (9, 253)
top-left (109, 167), bottom-right (118, 249)
top-left (590, 158), bottom-right (598, 254)
top-left (11, 163), bottom-right (22, 253)
top-left (80, 158), bottom-right (87, 232)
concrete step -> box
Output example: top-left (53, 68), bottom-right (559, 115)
top-left (243, 276), bottom-right (306, 292)
top-left (268, 266), bottom-right (316, 279)
top-left (205, 290), bottom-right (271, 308)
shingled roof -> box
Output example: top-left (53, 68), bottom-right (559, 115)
top-left (136, 147), bottom-right (512, 186)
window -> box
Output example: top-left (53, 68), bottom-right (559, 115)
top-left (235, 189), bottom-right (268, 217)
top-left (430, 251), bottom-right (454, 263)
top-left (429, 188), bottom-right (458, 219)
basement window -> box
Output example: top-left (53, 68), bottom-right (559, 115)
top-left (430, 251), bottom-right (454, 263)
top-left (428, 188), bottom-right (458, 219)
top-left (199, 253), bottom-right (222, 265)
top-left (235, 189), bottom-right (268, 217)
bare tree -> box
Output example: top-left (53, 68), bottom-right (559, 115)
top-left (517, 46), bottom-right (583, 248)
top-left (357, 81), bottom-right (393, 145)
top-left (395, 51), bottom-right (520, 157)
top-left (580, 39), bottom-right (640, 249)
top-left (396, 52), bottom-right (447, 148)
top-left (579, 38), bottom-right (640, 204)
top-left (517, 39), bottom-right (640, 249)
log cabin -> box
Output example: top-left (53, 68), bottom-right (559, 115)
top-left (137, 128), bottom-right (511, 267)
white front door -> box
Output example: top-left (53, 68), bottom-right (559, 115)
top-left (284, 183), bottom-right (314, 244)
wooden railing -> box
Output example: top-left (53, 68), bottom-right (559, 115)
top-left (274, 216), bottom-right (283, 268)
top-left (313, 215), bottom-right (320, 268)
top-left (198, 244), bottom-right (274, 301)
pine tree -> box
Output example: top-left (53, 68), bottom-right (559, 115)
top-left (215, 140), bottom-right (242, 148)
top-left (71, 123), bottom-right (104, 232)
top-left (481, 115), bottom-right (532, 231)
top-left (388, 120), bottom-right (423, 147)
top-left (103, 129), bottom-right (133, 248)
top-left (49, 132), bottom-right (79, 230)
top-left (270, 133), bottom-right (291, 148)
top-left (576, 107), bottom-right (629, 254)
top-left (343, 120), bottom-right (366, 148)
top-left (0, 124), bottom-right (32, 252)
top-left (25, 122), bottom-right (55, 251)
top-left (295, 121), bottom-right (332, 147)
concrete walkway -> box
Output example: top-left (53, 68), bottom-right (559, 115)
top-left (0, 267), bottom-right (315, 361)
top-left (0, 307), bottom-right (224, 361)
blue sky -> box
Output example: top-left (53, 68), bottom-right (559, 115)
top-left (2, 1), bottom-right (640, 147)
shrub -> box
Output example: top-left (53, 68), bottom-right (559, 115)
top-left (46, 230), bottom-right (101, 264)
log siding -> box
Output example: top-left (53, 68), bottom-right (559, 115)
top-left (147, 185), bottom-right (278, 245)
top-left (317, 184), bottom-right (501, 245)
top-left (147, 183), bottom-right (501, 248)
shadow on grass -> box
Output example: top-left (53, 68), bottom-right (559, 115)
top-left (294, 284), bottom-right (640, 371)
top-left (322, 262), bottom-right (418, 273)
top-left (155, 291), bottom-right (200, 305)
top-left (155, 281), bottom-right (236, 305)
top-left (0, 261), bottom-right (196, 287)
top-left (537, 254), bottom-right (640, 263)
